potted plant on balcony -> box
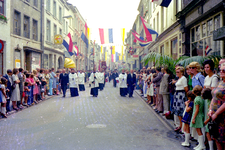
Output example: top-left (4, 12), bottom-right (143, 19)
top-left (0, 14), bottom-right (7, 23)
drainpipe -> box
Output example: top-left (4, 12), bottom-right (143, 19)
top-left (41, 0), bottom-right (45, 68)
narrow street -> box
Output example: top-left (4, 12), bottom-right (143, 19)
top-left (0, 82), bottom-right (187, 150)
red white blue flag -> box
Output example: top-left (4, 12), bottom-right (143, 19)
top-left (74, 45), bottom-right (79, 56)
top-left (205, 45), bottom-right (212, 56)
top-left (152, 0), bottom-right (172, 7)
top-left (63, 33), bottom-right (74, 56)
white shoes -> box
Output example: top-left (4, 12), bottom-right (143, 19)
top-left (194, 135), bottom-right (205, 150)
top-left (181, 132), bottom-right (190, 147)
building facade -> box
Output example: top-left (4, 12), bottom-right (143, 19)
top-left (0, 0), bottom-right (10, 75)
top-left (10, 0), bottom-right (43, 72)
top-left (177, 0), bottom-right (225, 57)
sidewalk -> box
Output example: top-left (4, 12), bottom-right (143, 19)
top-left (0, 95), bottom-right (56, 120)
top-left (135, 90), bottom-right (199, 150)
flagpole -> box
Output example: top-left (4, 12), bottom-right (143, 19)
top-left (93, 40), bottom-right (95, 72)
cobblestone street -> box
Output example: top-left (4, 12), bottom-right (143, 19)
top-left (0, 83), bottom-right (187, 150)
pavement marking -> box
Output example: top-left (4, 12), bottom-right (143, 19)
top-left (86, 124), bottom-right (107, 128)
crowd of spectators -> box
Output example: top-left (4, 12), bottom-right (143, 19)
top-left (136, 59), bottom-right (225, 150)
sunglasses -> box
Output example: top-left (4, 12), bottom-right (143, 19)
top-left (189, 67), bottom-right (196, 69)
top-left (220, 69), bottom-right (225, 73)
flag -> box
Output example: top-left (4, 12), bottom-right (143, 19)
top-left (99, 28), bottom-right (114, 44)
top-left (87, 28), bottom-right (91, 44)
top-left (132, 16), bottom-right (158, 47)
top-left (81, 32), bottom-right (89, 48)
top-left (74, 45), bottom-right (79, 56)
top-left (63, 33), bottom-right (74, 56)
top-left (205, 45), bottom-right (212, 56)
top-left (152, 0), bottom-right (172, 7)
top-left (112, 46), bottom-right (115, 54)
top-left (101, 46), bottom-right (103, 54)
top-left (121, 45), bottom-right (123, 57)
top-left (121, 28), bottom-right (125, 44)
top-left (108, 29), bottom-right (113, 43)
top-left (105, 51), bottom-right (107, 61)
top-left (116, 52), bottom-right (118, 62)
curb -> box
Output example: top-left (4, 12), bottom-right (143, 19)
top-left (134, 90), bottom-right (175, 130)
top-left (0, 95), bottom-right (57, 120)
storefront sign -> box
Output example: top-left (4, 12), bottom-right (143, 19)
top-left (15, 59), bottom-right (21, 68)
top-left (0, 40), bottom-right (4, 53)
top-left (54, 34), bottom-right (63, 44)
top-left (213, 26), bottom-right (225, 41)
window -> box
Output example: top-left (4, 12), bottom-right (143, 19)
top-left (171, 38), bottom-right (178, 59)
top-left (53, 1), bottom-right (56, 17)
top-left (59, 6), bottom-right (62, 22)
top-left (46, 20), bottom-right (51, 41)
top-left (47, 0), bottom-right (50, 12)
top-left (34, 0), bottom-right (38, 8)
top-left (14, 11), bottom-right (21, 35)
top-left (59, 28), bottom-right (62, 35)
top-left (0, 0), bottom-right (4, 15)
top-left (66, 21), bottom-right (68, 34)
top-left (44, 54), bottom-right (48, 69)
top-left (54, 24), bottom-right (57, 35)
top-left (191, 13), bottom-right (222, 56)
top-left (160, 45), bottom-right (164, 55)
top-left (24, 16), bottom-right (30, 38)
top-left (33, 19), bottom-right (38, 41)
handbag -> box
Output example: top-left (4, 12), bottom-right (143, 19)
top-left (12, 83), bottom-right (16, 90)
top-left (208, 120), bottom-right (219, 138)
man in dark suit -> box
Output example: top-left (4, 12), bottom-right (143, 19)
top-left (3, 69), bottom-right (13, 112)
top-left (112, 69), bottom-right (118, 87)
top-left (127, 69), bottom-right (136, 97)
top-left (59, 69), bottom-right (69, 97)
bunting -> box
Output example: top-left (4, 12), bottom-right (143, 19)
top-left (152, 0), bottom-right (172, 7)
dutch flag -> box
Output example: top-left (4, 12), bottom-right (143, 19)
top-left (74, 45), bottom-right (79, 56)
top-left (205, 45), bottom-right (212, 56)
top-left (63, 33), bottom-right (74, 56)
top-left (152, 0), bottom-right (172, 7)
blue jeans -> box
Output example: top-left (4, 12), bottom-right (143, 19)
top-left (169, 93), bottom-right (174, 112)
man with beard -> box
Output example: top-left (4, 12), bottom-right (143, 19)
top-left (119, 69), bottom-right (127, 97)
top-left (69, 68), bottom-right (79, 97)
top-left (89, 68), bottom-right (99, 97)
top-left (59, 69), bottom-right (69, 97)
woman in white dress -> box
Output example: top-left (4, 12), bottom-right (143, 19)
top-left (11, 68), bottom-right (20, 111)
top-left (142, 70), bottom-right (147, 98)
top-left (146, 69), bottom-right (153, 104)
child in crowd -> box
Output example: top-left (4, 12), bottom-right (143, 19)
top-left (202, 88), bottom-right (214, 150)
top-left (23, 81), bottom-right (30, 107)
top-left (190, 85), bottom-right (205, 150)
top-left (181, 91), bottom-right (195, 147)
top-left (0, 77), bottom-right (8, 118)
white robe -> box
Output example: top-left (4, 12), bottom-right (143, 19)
top-left (78, 72), bottom-right (85, 84)
top-left (89, 72), bottom-right (99, 88)
top-left (98, 72), bottom-right (105, 84)
top-left (119, 73), bottom-right (127, 88)
top-left (69, 73), bottom-right (78, 88)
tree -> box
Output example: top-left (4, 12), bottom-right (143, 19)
top-left (142, 52), bottom-right (222, 74)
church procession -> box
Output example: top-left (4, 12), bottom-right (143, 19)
top-left (0, 0), bottom-right (225, 150)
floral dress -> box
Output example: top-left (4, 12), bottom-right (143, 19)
top-left (211, 81), bottom-right (225, 143)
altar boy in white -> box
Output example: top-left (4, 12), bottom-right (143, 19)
top-left (89, 69), bottom-right (99, 97)
top-left (69, 69), bottom-right (79, 97)
top-left (78, 70), bottom-right (85, 91)
top-left (98, 69), bottom-right (105, 91)
top-left (119, 69), bottom-right (127, 97)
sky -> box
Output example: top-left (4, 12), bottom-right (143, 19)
top-left (67, 0), bottom-right (140, 51)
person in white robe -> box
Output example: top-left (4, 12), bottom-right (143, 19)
top-left (98, 69), bottom-right (105, 91)
top-left (78, 70), bottom-right (85, 91)
top-left (119, 69), bottom-right (128, 97)
top-left (69, 69), bottom-right (79, 97)
top-left (89, 69), bottom-right (99, 97)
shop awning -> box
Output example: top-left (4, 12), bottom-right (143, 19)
top-left (64, 58), bottom-right (75, 68)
